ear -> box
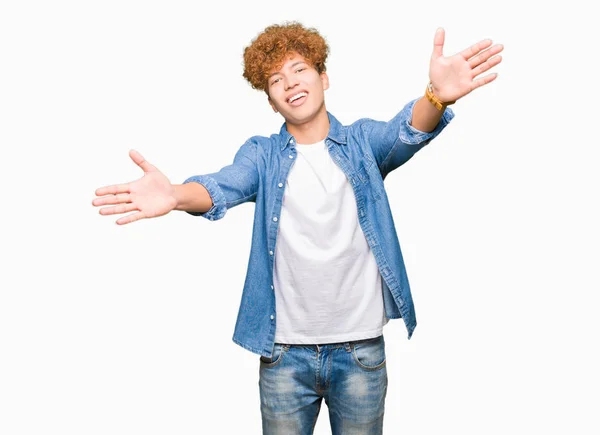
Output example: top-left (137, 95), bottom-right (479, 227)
top-left (267, 95), bottom-right (278, 113)
top-left (320, 72), bottom-right (330, 91)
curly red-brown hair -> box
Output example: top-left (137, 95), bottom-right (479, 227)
top-left (243, 22), bottom-right (329, 92)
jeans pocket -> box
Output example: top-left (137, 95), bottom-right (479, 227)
top-left (351, 335), bottom-right (386, 371)
top-left (260, 343), bottom-right (288, 368)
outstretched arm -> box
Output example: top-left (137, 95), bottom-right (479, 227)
top-left (411, 28), bottom-right (503, 132)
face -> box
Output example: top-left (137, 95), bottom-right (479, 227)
top-left (266, 52), bottom-right (329, 126)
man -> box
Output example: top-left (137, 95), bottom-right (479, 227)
top-left (93, 22), bottom-right (502, 435)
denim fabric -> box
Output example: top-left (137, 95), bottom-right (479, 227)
top-left (184, 99), bottom-right (454, 357)
top-left (259, 335), bottom-right (388, 435)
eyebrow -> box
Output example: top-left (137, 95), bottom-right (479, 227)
top-left (268, 61), bottom-right (307, 79)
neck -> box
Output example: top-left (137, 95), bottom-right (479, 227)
top-left (285, 105), bottom-right (330, 145)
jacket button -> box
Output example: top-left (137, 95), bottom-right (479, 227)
top-left (273, 217), bottom-right (278, 222)
top-left (278, 183), bottom-right (283, 188)
top-left (270, 315), bottom-right (275, 320)
top-left (269, 251), bottom-right (273, 256)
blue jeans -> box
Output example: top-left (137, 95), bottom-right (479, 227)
top-left (258, 335), bottom-right (388, 435)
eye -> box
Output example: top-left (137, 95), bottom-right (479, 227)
top-left (296, 67), bottom-right (306, 73)
top-left (271, 77), bottom-right (281, 85)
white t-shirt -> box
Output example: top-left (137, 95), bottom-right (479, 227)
top-left (273, 140), bottom-right (388, 344)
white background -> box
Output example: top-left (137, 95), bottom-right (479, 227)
top-left (1, 1), bottom-right (598, 434)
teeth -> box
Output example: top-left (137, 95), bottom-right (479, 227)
top-left (289, 92), bottom-right (307, 103)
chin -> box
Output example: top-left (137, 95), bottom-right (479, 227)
top-left (291, 105), bottom-right (323, 122)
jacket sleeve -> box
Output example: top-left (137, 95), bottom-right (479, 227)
top-left (365, 98), bottom-right (454, 178)
top-left (183, 139), bottom-right (259, 221)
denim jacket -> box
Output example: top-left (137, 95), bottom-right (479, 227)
top-left (184, 98), bottom-right (454, 358)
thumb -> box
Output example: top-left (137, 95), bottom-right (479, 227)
top-left (432, 27), bottom-right (445, 59)
top-left (129, 149), bottom-right (156, 173)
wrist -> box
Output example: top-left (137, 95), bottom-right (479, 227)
top-left (173, 184), bottom-right (187, 211)
top-left (425, 82), bottom-right (455, 110)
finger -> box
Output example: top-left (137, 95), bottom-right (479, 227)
top-left (95, 183), bottom-right (130, 197)
top-left (468, 44), bottom-right (504, 69)
top-left (470, 72), bottom-right (498, 92)
top-left (99, 203), bottom-right (138, 216)
top-left (92, 193), bottom-right (131, 207)
top-left (471, 55), bottom-right (502, 79)
top-left (432, 27), bottom-right (445, 59)
top-left (129, 149), bottom-right (156, 173)
top-left (116, 211), bottom-right (146, 225)
top-left (460, 38), bottom-right (493, 60)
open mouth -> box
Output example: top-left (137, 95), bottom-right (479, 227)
top-left (287, 91), bottom-right (308, 106)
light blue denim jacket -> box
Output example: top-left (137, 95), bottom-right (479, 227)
top-left (184, 98), bottom-right (454, 358)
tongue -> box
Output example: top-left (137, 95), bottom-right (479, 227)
top-left (290, 95), bottom-right (306, 106)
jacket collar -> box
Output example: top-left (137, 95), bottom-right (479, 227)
top-left (278, 112), bottom-right (347, 151)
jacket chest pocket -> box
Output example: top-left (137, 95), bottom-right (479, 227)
top-left (357, 153), bottom-right (384, 201)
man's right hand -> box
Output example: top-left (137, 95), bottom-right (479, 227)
top-left (92, 150), bottom-right (177, 225)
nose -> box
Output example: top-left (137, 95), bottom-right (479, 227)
top-left (284, 75), bottom-right (299, 91)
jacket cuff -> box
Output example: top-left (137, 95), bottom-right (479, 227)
top-left (183, 175), bottom-right (227, 221)
top-left (398, 98), bottom-right (455, 145)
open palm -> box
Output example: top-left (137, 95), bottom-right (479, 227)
top-left (429, 28), bottom-right (503, 103)
top-left (92, 150), bottom-right (177, 225)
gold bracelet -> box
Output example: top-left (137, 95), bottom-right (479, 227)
top-left (425, 82), bottom-right (455, 110)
